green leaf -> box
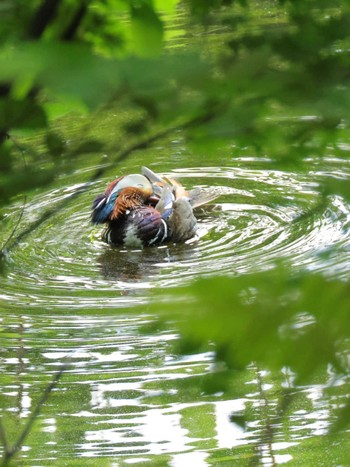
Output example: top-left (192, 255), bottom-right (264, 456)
top-left (154, 0), bottom-right (180, 13)
top-left (0, 97), bottom-right (47, 130)
top-left (150, 266), bottom-right (350, 384)
top-left (130, 1), bottom-right (164, 56)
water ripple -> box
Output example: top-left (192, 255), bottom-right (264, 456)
top-left (1, 159), bottom-right (350, 310)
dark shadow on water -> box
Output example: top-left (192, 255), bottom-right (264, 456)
top-left (97, 241), bottom-right (200, 282)
top-left (94, 203), bottom-right (221, 283)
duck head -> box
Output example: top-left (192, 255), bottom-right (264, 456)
top-left (92, 174), bottom-right (154, 224)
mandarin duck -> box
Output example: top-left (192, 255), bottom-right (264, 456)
top-left (91, 167), bottom-right (219, 248)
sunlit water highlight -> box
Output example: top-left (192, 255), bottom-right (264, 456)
top-left (2, 159), bottom-right (350, 309)
top-left (1, 156), bottom-right (350, 464)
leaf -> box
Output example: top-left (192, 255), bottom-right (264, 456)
top-left (0, 97), bottom-right (47, 130)
top-left (150, 266), bottom-right (350, 384)
top-left (45, 131), bottom-right (66, 158)
top-left (154, 0), bottom-right (180, 13)
top-left (130, 1), bottom-right (164, 56)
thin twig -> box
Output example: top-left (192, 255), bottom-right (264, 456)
top-left (255, 366), bottom-right (277, 467)
top-left (0, 421), bottom-right (8, 455)
top-left (7, 135), bottom-right (28, 169)
top-left (0, 136), bottom-right (28, 258)
top-left (0, 196), bottom-right (27, 255)
top-left (1, 363), bottom-right (68, 466)
top-left (1, 109), bottom-right (216, 257)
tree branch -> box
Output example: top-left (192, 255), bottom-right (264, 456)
top-left (29, 0), bottom-right (61, 39)
top-left (61, 2), bottom-right (88, 41)
top-left (0, 363), bottom-right (67, 466)
top-left (0, 109), bottom-right (217, 259)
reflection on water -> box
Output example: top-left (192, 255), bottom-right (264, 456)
top-left (97, 241), bottom-right (200, 283)
top-left (1, 157), bottom-right (350, 464)
top-left (1, 312), bottom-right (348, 465)
top-left (2, 160), bottom-right (350, 309)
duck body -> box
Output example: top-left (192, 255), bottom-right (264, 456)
top-left (103, 205), bottom-right (168, 248)
top-left (91, 167), bottom-right (216, 248)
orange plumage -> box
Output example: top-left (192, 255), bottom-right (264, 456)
top-left (110, 187), bottom-right (151, 220)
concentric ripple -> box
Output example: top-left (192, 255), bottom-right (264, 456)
top-left (1, 157), bottom-right (350, 311)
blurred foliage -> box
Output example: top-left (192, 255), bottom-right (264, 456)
top-left (1, 0), bottom-right (350, 461)
top-left (1, 0), bottom-right (350, 209)
top-left (149, 263), bottom-right (350, 430)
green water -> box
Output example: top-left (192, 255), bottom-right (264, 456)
top-left (1, 131), bottom-right (350, 465)
top-left (2, 3), bottom-right (350, 464)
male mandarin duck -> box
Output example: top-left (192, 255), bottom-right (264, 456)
top-left (91, 166), bottom-right (219, 248)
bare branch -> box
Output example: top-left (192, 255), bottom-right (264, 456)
top-left (0, 363), bottom-right (68, 466)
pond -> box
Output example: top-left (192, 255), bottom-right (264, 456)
top-left (1, 126), bottom-right (350, 465)
top-left (2, 1), bottom-right (350, 465)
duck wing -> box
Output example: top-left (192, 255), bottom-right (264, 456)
top-left (167, 198), bottom-right (197, 243)
top-left (154, 184), bottom-right (174, 219)
top-left (188, 187), bottom-right (222, 208)
top-left (154, 183), bottom-right (197, 243)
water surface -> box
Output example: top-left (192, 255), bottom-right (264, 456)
top-left (1, 141), bottom-right (350, 464)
